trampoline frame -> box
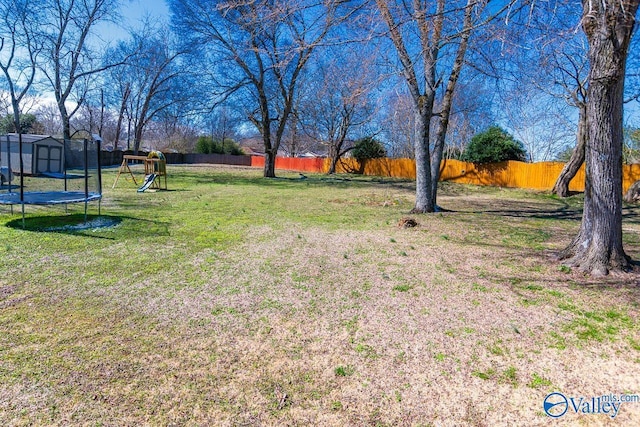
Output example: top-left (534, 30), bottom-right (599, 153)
top-left (0, 134), bottom-right (103, 226)
top-left (0, 191), bottom-right (102, 205)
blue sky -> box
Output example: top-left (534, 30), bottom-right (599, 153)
top-left (122, 0), bottom-right (169, 22)
top-left (97, 0), bottom-right (170, 43)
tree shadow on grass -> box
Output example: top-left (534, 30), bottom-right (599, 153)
top-left (172, 169), bottom-right (416, 190)
top-left (479, 205), bottom-right (584, 221)
top-left (463, 251), bottom-right (640, 306)
top-left (476, 202), bottom-right (640, 226)
top-left (428, 194), bottom-right (584, 222)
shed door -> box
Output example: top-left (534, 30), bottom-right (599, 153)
top-left (36, 145), bottom-right (63, 174)
top-left (49, 146), bottom-right (62, 173)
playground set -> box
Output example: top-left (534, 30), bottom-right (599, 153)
top-left (112, 151), bottom-right (167, 192)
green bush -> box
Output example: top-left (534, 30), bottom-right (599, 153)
top-left (229, 146), bottom-right (244, 155)
top-left (195, 136), bottom-right (244, 155)
top-left (0, 113), bottom-right (40, 134)
top-left (352, 137), bottom-right (386, 161)
top-left (195, 136), bottom-right (213, 154)
top-left (462, 126), bottom-right (526, 163)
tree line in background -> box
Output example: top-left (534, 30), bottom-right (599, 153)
top-left (1, 0), bottom-right (639, 274)
top-left (2, 1), bottom-right (637, 164)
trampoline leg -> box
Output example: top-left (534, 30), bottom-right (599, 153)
top-left (21, 203), bottom-right (25, 229)
top-left (84, 200), bottom-right (88, 222)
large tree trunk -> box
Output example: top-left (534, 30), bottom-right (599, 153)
top-left (327, 126), bottom-right (351, 175)
top-left (558, 0), bottom-right (637, 276)
top-left (134, 123), bottom-right (144, 155)
top-left (328, 159), bottom-right (338, 175)
top-left (327, 145), bottom-right (339, 174)
top-left (59, 101), bottom-right (71, 141)
top-left (412, 103), bottom-right (435, 213)
top-left (374, 0), bottom-right (440, 214)
top-left (552, 103), bottom-right (587, 197)
top-left (430, 0), bottom-right (473, 208)
top-left (114, 84), bottom-right (130, 150)
top-left (263, 145), bottom-right (276, 178)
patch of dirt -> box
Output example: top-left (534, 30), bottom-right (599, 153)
top-left (0, 295), bottom-right (31, 309)
top-left (96, 223), bottom-right (640, 426)
top-left (397, 216), bottom-right (418, 228)
top-left (43, 217), bottom-right (121, 232)
top-left (0, 285), bottom-right (17, 299)
top-left (0, 284), bottom-right (31, 309)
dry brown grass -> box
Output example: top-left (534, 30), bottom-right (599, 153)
top-left (0, 166), bottom-right (639, 426)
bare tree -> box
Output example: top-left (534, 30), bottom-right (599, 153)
top-left (0, 0), bottom-right (41, 135)
top-left (139, 112), bottom-right (199, 153)
top-left (0, 0), bottom-right (41, 218)
top-left (553, 13), bottom-right (639, 196)
top-left (34, 101), bottom-right (64, 135)
top-left (300, 48), bottom-right (378, 172)
top-left (70, 91), bottom-right (120, 145)
top-left (170, 0), bottom-right (356, 177)
top-left (207, 106), bottom-right (240, 150)
top-left (501, 90), bottom-right (574, 162)
top-left (105, 24), bottom-right (191, 153)
top-left (374, 0), bottom-right (510, 212)
top-left (552, 113), bottom-right (587, 195)
top-left (129, 44), bottom-right (187, 153)
top-left (112, 83), bottom-right (130, 150)
top-left (381, 89), bottom-right (416, 159)
top-left (442, 78), bottom-right (495, 159)
top-left (40, 0), bottom-right (121, 140)
top-left (558, 0), bottom-right (638, 276)
top-left (279, 104), bottom-right (304, 157)
top-left (474, 0), bottom-right (590, 195)
top-left (526, 4), bottom-right (590, 196)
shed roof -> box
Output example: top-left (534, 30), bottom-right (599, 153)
top-left (1, 134), bottom-right (62, 144)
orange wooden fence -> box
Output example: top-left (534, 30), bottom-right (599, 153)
top-left (438, 160), bottom-right (587, 192)
top-left (249, 156), bottom-right (640, 194)
top-left (250, 155), bottom-right (325, 173)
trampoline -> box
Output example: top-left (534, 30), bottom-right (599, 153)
top-left (0, 191), bottom-right (102, 205)
top-left (0, 134), bottom-right (102, 225)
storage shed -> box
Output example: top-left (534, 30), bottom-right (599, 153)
top-left (0, 133), bottom-right (64, 175)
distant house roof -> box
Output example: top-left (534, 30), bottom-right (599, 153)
top-left (238, 136), bottom-right (327, 157)
top-left (238, 136), bottom-right (264, 156)
top-left (298, 151), bottom-right (322, 158)
top-left (241, 146), bottom-right (263, 156)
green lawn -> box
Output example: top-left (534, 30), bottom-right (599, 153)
top-left (1, 165), bottom-right (639, 426)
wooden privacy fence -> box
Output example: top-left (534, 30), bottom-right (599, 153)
top-left (250, 155), bottom-right (326, 173)
top-left (249, 156), bottom-right (640, 193)
top-left (184, 153), bottom-right (252, 166)
top-left (439, 160), bottom-right (586, 191)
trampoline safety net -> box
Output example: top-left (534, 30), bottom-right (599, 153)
top-left (0, 134), bottom-right (102, 212)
